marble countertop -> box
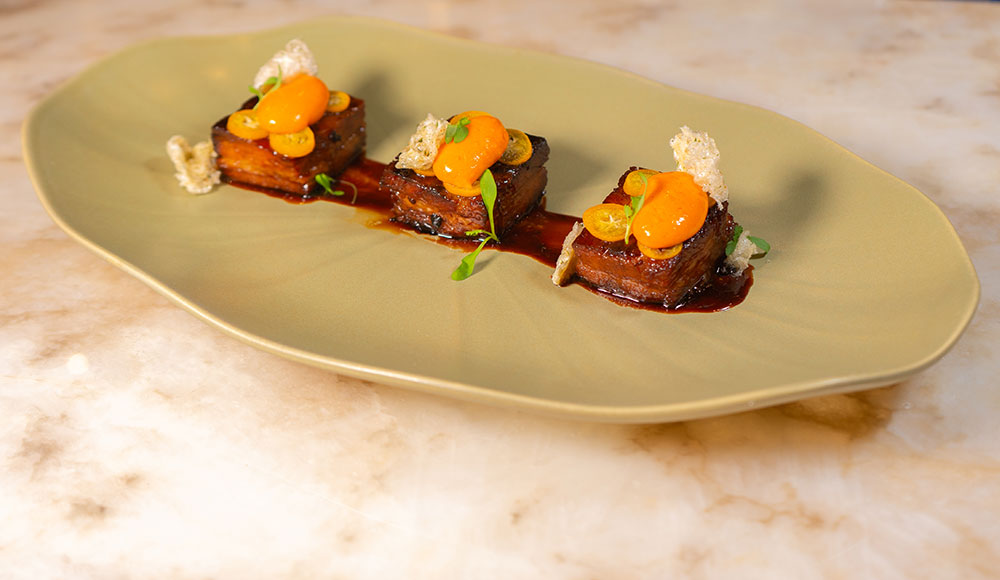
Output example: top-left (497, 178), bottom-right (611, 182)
top-left (4, 0), bottom-right (998, 577)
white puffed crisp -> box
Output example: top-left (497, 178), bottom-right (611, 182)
top-left (165, 135), bottom-right (220, 194)
top-left (252, 38), bottom-right (318, 89)
top-left (551, 221), bottom-right (585, 286)
top-left (670, 126), bottom-right (728, 208)
top-left (395, 113), bottom-right (448, 171)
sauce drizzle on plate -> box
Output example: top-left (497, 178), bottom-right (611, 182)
top-left (221, 157), bottom-right (752, 313)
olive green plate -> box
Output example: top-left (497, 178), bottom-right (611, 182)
top-left (23, 16), bottom-right (979, 423)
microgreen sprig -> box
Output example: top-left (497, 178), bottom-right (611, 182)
top-left (725, 224), bottom-right (771, 258)
top-left (749, 236), bottom-right (770, 256)
top-left (623, 171), bottom-right (649, 243)
top-left (725, 225), bottom-right (743, 256)
top-left (315, 173), bottom-right (358, 204)
top-left (445, 117), bottom-right (471, 144)
top-left (451, 169), bottom-right (498, 281)
top-left (249, 65), bottom-right (282, 110)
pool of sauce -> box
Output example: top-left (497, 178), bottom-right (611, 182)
top-left (226, 157), bottom-right (753, 313)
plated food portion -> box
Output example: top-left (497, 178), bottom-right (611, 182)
top-left (166, 39), bottom-right (766, 308)
top-left (169, 39), bottom-right (365, 198)
top-left (379, 111), bottom-right (549, 279)
top-left (552, 127), bottom-right (768, 309)
top-left (381, 112), bottom-right (548, 239)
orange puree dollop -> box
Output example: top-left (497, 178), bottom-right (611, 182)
top-left (433, 115), bottom-right (509, 196)
top-left (256, 74), bottom-right (330, 134)
top-left (631, 171), bottom-right (709, 249)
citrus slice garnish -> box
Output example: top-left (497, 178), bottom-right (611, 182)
top-left (268, 127), bottom-right (315, 158)
top-left (326, 90), bottom-right (351, 113)
top-left (442, 180), bottom-right (482, 197)
top-left (622, 169), bottom-right (659, 197)
top-left (582, 203), bottom-right (629, 242)
top-left (226, 109), bottom-right (268, 141)
top-left (500, 129), bottom-right (532, 165)
top-left (638, 242), bottom-right (682, 260)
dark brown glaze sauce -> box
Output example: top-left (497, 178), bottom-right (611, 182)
top-left (225, 157), bottom-right (753, 313)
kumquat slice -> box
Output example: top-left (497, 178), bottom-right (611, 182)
top-left (638, 242), bottom-right (682, 260)
top-left (269, 127), bottom-right (315, 158)
top-left (226, 109), bottom-right (269, 141)
top-left (326, 90), bottom-right (351, 113)
top-left (499, 129), bottom-right (532, 165)
top-left (582, 203), bottom-right (629, 242)
top-left (443, 179), bottom-right (483, 197)
top-left (622, 169), bottom-right (659, 197)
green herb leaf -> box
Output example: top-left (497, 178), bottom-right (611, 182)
top-left (748, 235), bottom-right (771, 256)
top-left (249, 67), bottom-right (283, 110)
top-left (445, 117), bottom-right (471, 144)
top-left (450, 169), bottom-right (501, 280)
top-left (313, 174), bottom-right (359, 204)
top-left (480, 169), bottom-right (498, 239)
top-left (725, 224), bottom-right (744, 256)
top-left (314, 173), bottom-right (342, 196)
top-left (271, 65), bottom-right (283, 91)
top-left (629, 192), bottom-right (645, 220)
top-left (315, 173), bottom-right (332, 192)
top-left (453, 117), bottom-right (470, 143)
top-left (623, 172), bottom-right (649, 243)
top-left (451, 238), bottom-right (491, 281)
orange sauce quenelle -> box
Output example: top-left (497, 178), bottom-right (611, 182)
top-left (433, 114), bottom-right (509, 196)
top-left (630, 171), bottom-right (710, 249)
top-left (222, 73), bottom-right (333, 158)
top-left (256, 74), bottom-right (330, 134)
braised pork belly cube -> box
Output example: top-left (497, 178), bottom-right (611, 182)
top-left (571, 168), bottom-right (735, 307)
top-left (380, 134), bottom-right (549, 238)
top-left (211, 97), bottom-right (365, 196)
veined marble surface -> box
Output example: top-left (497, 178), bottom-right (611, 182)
top-left (3, 0), bottom-right (999, 578)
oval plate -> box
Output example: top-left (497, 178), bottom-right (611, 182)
top-left (23, 16), bottom-right (979, 423)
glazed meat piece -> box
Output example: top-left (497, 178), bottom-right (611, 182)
top-left (381, 134), bottom-right (549, 238)
top-left (571, 168), bottom-right (735, 307)
top-left (212, 96), bottom-right (366, 196)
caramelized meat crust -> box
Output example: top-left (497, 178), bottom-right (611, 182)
top-left (380, 134), bottom-right (549, 238)
top-left (572, 168), bottom-right (735, 307)
top-left (212, 97), bottom-right (366, 196)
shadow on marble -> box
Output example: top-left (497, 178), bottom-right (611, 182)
top-left (625, 384), bottom-right (903, 458)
